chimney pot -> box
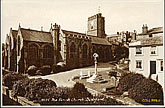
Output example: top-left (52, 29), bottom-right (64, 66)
top-left (41, 26), bottom-right (43, 31)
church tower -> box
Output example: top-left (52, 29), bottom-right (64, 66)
top-left (87, 13), bottom-right (105, 38)
top-left (50, 23), bottom-right (60, 64)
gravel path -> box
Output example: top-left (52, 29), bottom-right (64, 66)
top-left (29, 62), bottom-right (113, 87)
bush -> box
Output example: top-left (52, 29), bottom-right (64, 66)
top-left (12, 78), bottom-right (34, 97)
top-left (25, 78), bottom-right (57, 101)
top-left (128, 78), bottom-right (164, 105)
top-left (27, 65), bottom-right (38, 76)
top-left (52, 63), bottom-right (67, 73)
top-left (39, 65), bottom-right (51, 75)
top-left (3, 72), bottom-right (27, 89)
top-left (118, 73), bottom-right (145, 92)
top-left (69, 82), bottom-right (92, 99)
top-left (39, 87), bottom-right (72, 105)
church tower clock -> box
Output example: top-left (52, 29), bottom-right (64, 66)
top-left (87, 13), bottom-right (105, 38)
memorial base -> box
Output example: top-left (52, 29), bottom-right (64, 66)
top-left (87, 74), bottom-right (106, 83)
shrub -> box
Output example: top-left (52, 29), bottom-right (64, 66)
top-left (12, 78), bottom-right (34, 97)
top-left (39, 65), bottom-right (51, 75)
top-left (25, 78), bottom-right (57, 101)
top-left (52, 64), bottom-right (59, 73)
top-left (69, 82), bottom-right (92, 99)
top-left (27, 65), bottom-right (38, 76)
top-left (2, 69), bottom-right (10, 76)
top-left (118, 73), bottom-right (145, 92)
top-left (3, 72), bottom-right (27, 89)
top-left (128, 78), bottom-right (164, 105)
top-left (52, 63), bottom-right (67, 73)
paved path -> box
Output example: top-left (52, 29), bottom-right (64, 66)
top-left (29, 62), bottom-right (114, 87)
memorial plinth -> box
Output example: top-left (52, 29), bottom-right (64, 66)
top-left (87, 53), bottom-right (106, 83)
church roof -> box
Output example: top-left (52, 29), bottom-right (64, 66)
top-left (62, 29), bottom-right (111, 46)
top-left (20, 28), bottom-right (53, 43)
top-left (12, 30), bottom-right (18, 39)
top-left (90, 36), bottom-right (111, 45)
top-left (62, 29), bottom-right (86, 36)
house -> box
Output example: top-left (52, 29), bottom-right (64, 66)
top-left (129, 26), bottom-right (163, 86)
top-left (2, 13), bottom-right (113, 73)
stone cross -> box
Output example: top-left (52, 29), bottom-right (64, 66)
top-left (93, 53), bottom-right (99, 75)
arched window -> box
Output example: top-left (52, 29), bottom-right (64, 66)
top-left (82, 44), bottom-right (87, 58)
top-left (58, 40), bottom-right (61, 51)
top-left (17, 36), bottom-right (20, 56)
top-left (29, 44), bottom-right (38, 64)
top-left (93, 46), bottom-right (96, 53)
top-left (70, 42), bottom-right (76, 58)
top-left (43, 45), bottom-right (53, 58)
top-left (70, 42), bottom-right (76, 53)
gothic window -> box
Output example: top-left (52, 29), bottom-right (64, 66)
top-left (70, 42), bottom-right (76, 58)
top-left (58, 40), bottom-right (61, 51)
top-left (29, 44), bottom-right (38, 61)
top-left (82, 44), bottom-right (87, 58)
top-left (93, 46), bottom-right (96, 53)
top-left (43, 45), bottom-right (52, 58)
top-left (70, 42), bottom-right (76, 53)
top-left (17, 36), bottom-right (20, 56)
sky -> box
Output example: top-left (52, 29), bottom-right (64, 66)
top-left (1, 0), bottom-right (164, 43)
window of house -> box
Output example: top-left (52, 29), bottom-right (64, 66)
top-left (136, 47), bottom-right (142, 54)
top-left (136, 60), bottom-right (142, 69)
top-left (160, 60), bottom-right (163, 71)
top-left (150, 46), bottom-right (157, 55)
top-left (149, 34), bottom-right (152, 37)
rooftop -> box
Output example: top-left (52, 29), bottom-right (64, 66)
top-left (20, 28), bottom-right (53, 43)
top-left (12, 30), bottom-right (18, 39)
top-left (62, 29), bottom-right (111, 46)
top-left (129, 35), bottom-right (163, 47)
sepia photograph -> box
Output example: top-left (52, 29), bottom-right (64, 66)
top-left (1, 0), bottom-right (164, 107)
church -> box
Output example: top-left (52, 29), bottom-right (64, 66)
top-left (2, 13), bottom-right (112, 73)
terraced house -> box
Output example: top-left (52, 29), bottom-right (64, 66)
top-left (2, 13), bottom-right (112, 73)
top-left (129, 25), bottom-right (163, 86)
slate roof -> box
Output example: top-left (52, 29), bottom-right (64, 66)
top-left (90, 36), bottom-right (111, 45)
top-left (12, 30), bottom-right (18, 39)
top-left (138, 27), bottom-right (163, 35)
top-left (130, 36), bottom-right (163, 46)
top-left (148, 27), bottom-right (163, 34)
top-left (20, 28), bottom-right (53, 43)
top-left (62, 29), bottom-right (111, 46)
top-left (62, 29), bottom-right (86, 36)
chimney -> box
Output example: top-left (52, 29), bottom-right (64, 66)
top-left (142, 24), bottom-right (148, 34)
top-left (132, 30), bottom-right (137, 40)
top-left (41, 26), bottom-right (43, 31)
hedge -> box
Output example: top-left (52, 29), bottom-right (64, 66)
top-left (117, 73), bottom-right (145, 92)
top-left (128, 78), bottom-right (164, 105)
top-left (3, 72), bottom-right (28, 89)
